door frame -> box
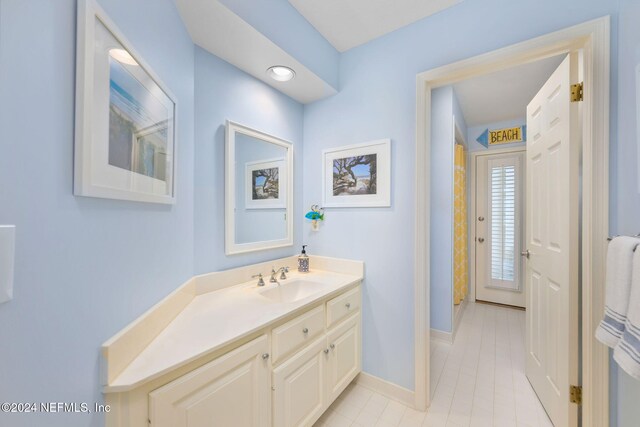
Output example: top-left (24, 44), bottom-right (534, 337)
top-left (469, 146), bottom-right (527, 305)
top-left (414, 17), bottom-right (610, 427)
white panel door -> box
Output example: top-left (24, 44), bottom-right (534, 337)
top-left (525, 54), bottom-right (579, 427)
top-left (475, 151), bottom-right (526, 308)
top-left (149, 335), bottom-right (270, 427)
top-left (273, 337), bottom-right (327, 427)
top-left (326, 314), bottom-right (361, 403)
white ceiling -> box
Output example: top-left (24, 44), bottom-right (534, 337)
top-left (288, 0), bottom-right (462, 52)
top-left (175, 0), bottom-right (336, 104)
top-left (452, 55), bottom-right (566, 127)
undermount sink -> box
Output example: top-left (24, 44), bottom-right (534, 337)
top-left (259, 279), bottom-right (324, 303)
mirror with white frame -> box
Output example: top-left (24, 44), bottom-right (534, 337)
top-left (225, 121), bottom-right (293, 255)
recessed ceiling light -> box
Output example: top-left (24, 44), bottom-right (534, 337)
top-left (109, 48), bottom-right (138, 66)
top-left (267, 66), bottom-right (295, 82)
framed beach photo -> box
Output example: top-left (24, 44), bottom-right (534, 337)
top-left (74, 0), bottom-right (177, 204)
top-left (245, 159), bottom-right (286, 209)
top-left (322, 139), bottom-right (391, 207)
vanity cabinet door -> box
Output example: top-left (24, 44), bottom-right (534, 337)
top-left (273, 337), bottom-right (327, 427)
top-left (326, 314), bottom-right (361, 403)
top-left (149, 335), bottom-right (270, 427)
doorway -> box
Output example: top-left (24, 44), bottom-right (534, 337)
top-left (437, 52), bottom-right (573, 425)
top-left (473, 148), bottom-right (526, 308)
top-left (414, 17), bottom-right (610, 427)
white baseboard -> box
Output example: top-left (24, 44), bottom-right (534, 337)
top-left (430, 328), bottom-right (453, 343)
top-left (431, 299), bottom-right (467, 345)
top-left (453, 298), bottom-right (467, 340)
top-left (355, 372), bottom-right (415, 408)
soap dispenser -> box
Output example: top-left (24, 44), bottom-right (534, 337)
top-left (298, 245), bottom-right (309, 273)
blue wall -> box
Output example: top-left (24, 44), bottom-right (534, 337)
top-left (430, 86), bottom-right (454, 333)
top-left (0, 0), bottom-right (195, 426)
top-left (467, 118), bottom-right (527, 153)
top-left (452, 88), bottom-right (468, 146)
top-left (302, 0), bottom-right (619, 393)
top-left (612, 0), bottom-right (640, 425)
top-left (1, 0), bottom-right (639, 425)
top-left (428, 86), bottom-right (467, 334)
top-left (193, 47), bottom-right (303, 274)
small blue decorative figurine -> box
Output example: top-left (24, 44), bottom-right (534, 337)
top-left (305, 205), bottom-right (325, 231)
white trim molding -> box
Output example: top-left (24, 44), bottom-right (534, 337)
top-left (355, 372), bottom-right (415, 408)
top-left (414, 17), bottom-right (610, 425)
top-left (431, 299), bottom-right (465, 344)
top-left (430, 328), bottom-right (453, 344)
top-left (578, 17), bottom-right (611, 427)
top-left (453, 298), bottom-right (467, 339)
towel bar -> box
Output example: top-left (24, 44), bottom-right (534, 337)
top-left (607, 234), bottom-right (640, 252)
top-left (607, 233), bottom-right (640, 241)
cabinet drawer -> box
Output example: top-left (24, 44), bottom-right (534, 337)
top-left (327, 286), bottom-right (360, 328)
top-left (272, 305), bottom-right (325, 364)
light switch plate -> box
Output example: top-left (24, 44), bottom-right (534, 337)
top-left (0, 225), bottom-right (15, 304)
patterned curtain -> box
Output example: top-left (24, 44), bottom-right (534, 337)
top-left (454, 144), bottom-right (468, 305)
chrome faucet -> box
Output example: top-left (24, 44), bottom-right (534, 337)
top-left (252, 273), bottom-right (265, 287)
top-left (270, 266), bottom-right (289, 283)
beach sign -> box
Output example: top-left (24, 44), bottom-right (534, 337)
top-left (476, 125), bottom-right (526, 148)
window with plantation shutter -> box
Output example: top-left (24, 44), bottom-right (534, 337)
top-left (488, 158), bottom-right (521, 290)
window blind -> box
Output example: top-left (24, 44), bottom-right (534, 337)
top-left (490, 165), bottom-right (516, 283)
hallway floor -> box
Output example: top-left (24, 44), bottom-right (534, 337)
top-left (315, 301), bottom-right (553, 427)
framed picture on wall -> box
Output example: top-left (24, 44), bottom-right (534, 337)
top-left (74, 0), bottom-right (177, 204)
top-left (322, 139), bottom-right (391, 207)
top-left (245, 159), bottom-right (286, 209)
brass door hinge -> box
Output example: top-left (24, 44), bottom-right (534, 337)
top-left (571, 82), bottom-right (584, 102)
top-left (570, 385), bottom-right (582, 404)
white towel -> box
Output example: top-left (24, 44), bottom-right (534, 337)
top-left (595, 236), bottom-right (640, 348)
top-left (614, 248), bottom-right (640, 379)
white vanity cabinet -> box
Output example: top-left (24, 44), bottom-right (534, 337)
top-left (272, 314), bottom-right (361, 427)
top-left (148, 335), bottom-right (271, 427)
top-left (272, 287), bottom-right (362, 427)
top-left (145, 286), bottom-right (361, 427)
top-left (103, 260), bottom-right (363, 427)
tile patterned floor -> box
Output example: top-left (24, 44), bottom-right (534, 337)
top-left (314, 301), bottom-right (554, 427)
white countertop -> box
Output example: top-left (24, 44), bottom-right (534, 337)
top-left (105, 270), bottom-right (361, 392)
